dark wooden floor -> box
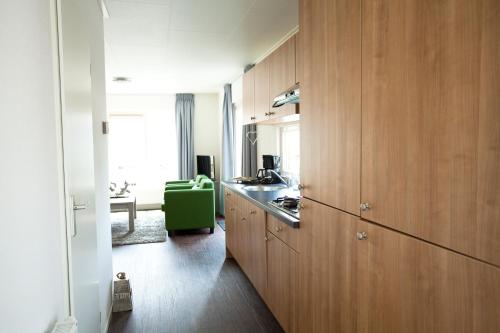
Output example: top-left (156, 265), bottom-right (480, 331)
top-left (108, 224), bottom-right (283, 333)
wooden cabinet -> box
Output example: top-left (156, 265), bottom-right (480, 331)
top-left (299, 0), bottom-right (361, 215)
top-left (235, 196), bottom-right (251, 275)
top-left (246, 201), bottom-right (267, 297)
top-left (225, 190), bottom-right (267, 297)
top-left (224, 188), bottom-right (237, 258)
top-left (242, 67), bottom-right (255, 125)
top-left (266, 231), bottom-right (298, 333)
top-left (361, 0), bottom-right (500, 267)
top-left (298, 199), bottom-right (500, 333)
top-left (269, 35), bottom-right (296, 119)
top-left (356, 218), bottom-right (500, 333)
top-left (267, 214), bottom-right (298, 251)
top-left (295, 31), bottom-right (302, 85)
top-left (254, 57), bottom-right (270, 122)
top-left (297, 198), bottom-right (358, 333)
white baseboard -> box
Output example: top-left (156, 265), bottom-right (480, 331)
top-left (102, 304), bottom-right (112, 333)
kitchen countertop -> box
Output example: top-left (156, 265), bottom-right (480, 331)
top-left (222, 181), bottom-right (300, 228)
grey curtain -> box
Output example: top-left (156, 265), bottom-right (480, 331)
top-left (221, 84), bottom-right (235, 180)
top-left (175, 93), bottom-right (195, 179)
top-left (242, 123), bottom-right (258, 177)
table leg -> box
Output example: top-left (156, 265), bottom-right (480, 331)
top-left (134, 198), bottom-right (137, 218)
top-left (128, 202), bottom-right (135, 231)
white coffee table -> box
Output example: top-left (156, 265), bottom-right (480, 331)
top-left (110, 195), bottom-right (137, 231)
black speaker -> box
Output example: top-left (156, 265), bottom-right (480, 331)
top-left (197, 155), bottom-right (215, 180)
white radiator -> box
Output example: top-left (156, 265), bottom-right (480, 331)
top-left (51, 317), bottom-right (78, 333)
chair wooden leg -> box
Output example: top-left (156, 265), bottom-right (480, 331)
top-left (209, 227), bottom-right (214, 234)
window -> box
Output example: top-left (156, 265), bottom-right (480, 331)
top-left (279, 123), bottom-right (300, 184)
top-left (108, 110), bottom-right (178, 197)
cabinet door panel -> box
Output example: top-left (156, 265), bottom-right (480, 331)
top-left (299, 0), bottom-right (361, 214)
top-left (248, 204), bottom-right (267, 297)
top-left (224, 190), bottom-right (237, 257)
top-left (356, 219), bottom-right (500, 333)
top-left (297, 198), bottom-right (358, 333)
top-left (267, 232), bottom-right (298, 333)
top-left (254, 58), bottom-right (270, 122)
top-left (242, 68), bottom-right (255, 125)
top-left (361, 0), bottom-right (500, 266)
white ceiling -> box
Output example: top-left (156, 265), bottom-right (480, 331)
top-left (103, 0), bottom-right (298, 94)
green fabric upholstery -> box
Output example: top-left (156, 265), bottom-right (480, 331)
top-left (164, 175), bottom-right (208, 190)
top-left (162, 178), bottom-right (215, 235)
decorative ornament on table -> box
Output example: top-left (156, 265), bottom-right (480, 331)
top-left (110, 181), bottom-right (136, 198)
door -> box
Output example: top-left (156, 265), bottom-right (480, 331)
top-left (224, 189), bottom-right (237, 257)
top-left (361, 0), bottom-right (500, 266)
top-left (297, 198), bottom-right (358, 332)
top-left (356, 219), bottom-right (500, 333)
top-left (299, 0), bottom-right (361, 215)
top-left (266, 231), bottom-right (298, 333)
top-left (242, 68), bottom-right (256, 125)
top-left (254, 58), bottom-right (270, 122)
top-left (247, 204), bottom-right (267, 297)
top-left (59, 1), bottom-right (100, 332)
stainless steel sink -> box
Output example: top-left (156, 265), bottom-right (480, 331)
top-left (242, 184), bottom-right (288, 192)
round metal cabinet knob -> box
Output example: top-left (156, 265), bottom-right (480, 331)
top-left (356, 231), bottom-right (368, 240)
top-left (360, 202), bottom-right (371, 211)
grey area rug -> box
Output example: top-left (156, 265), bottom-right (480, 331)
top-left (111, 210), bottom-right (166, 246)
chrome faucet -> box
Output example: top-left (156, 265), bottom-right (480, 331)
top-left (268, 169), bottom-right (289, 186)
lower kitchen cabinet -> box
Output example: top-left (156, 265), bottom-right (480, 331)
top-left (224, 188), bottom-right (237, 258)
top-left (297, 198), bottom-right (358, 332)
top-left (356, 218), bottom-right (500, 333)
top-left (247, 203), bottom-right (267, 297)
top-left (298, 198), bottom-right (500, 333)
top-left (224, 189), bottom-right (267, 297)
top-left (266, 231), bottom-right (298, 333)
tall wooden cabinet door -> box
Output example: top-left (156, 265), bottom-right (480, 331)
top-left (299, 0), bottom-right (361, 215)
top-left (295, 31), bottom-right (302, 85)
top-left (356, 219), bottom-right (500, 333)
top-left (242, 68), bottom-right (255, 125)
top-left (254, 58), bottom-right (270, 122)
top-left (361, 0), bottom-right (500, 266)
top-left (267, 232), bottom-right (298, 333)
top-left (248, 205), bottom-right (267, 297)
top-left (297, 198), bottom-right (358, 333)
top-left (269, 35), bottom-right (296, 118)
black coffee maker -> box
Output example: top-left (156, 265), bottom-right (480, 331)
top-left (256, 155), bottom-right (282, 184)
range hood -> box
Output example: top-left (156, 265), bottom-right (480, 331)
top-left (272, 84), bottom-right (300, 108)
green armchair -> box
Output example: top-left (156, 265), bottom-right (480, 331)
top-left (161, 178), bottom-right (215, 237)
top-left (164, 174), bottom-right (208, 191)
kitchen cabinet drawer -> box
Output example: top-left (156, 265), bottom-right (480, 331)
top-left (267, 214), bottom-right (298, 252)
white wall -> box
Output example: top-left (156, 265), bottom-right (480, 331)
top-left (107, 93), bottom-right (221, 207)
top-left (89, 2), bottom-right (113, 332)
top-left (194, 93), bottom-right (222, 181)
top-left (0, 1), bottom-right (68, 332)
